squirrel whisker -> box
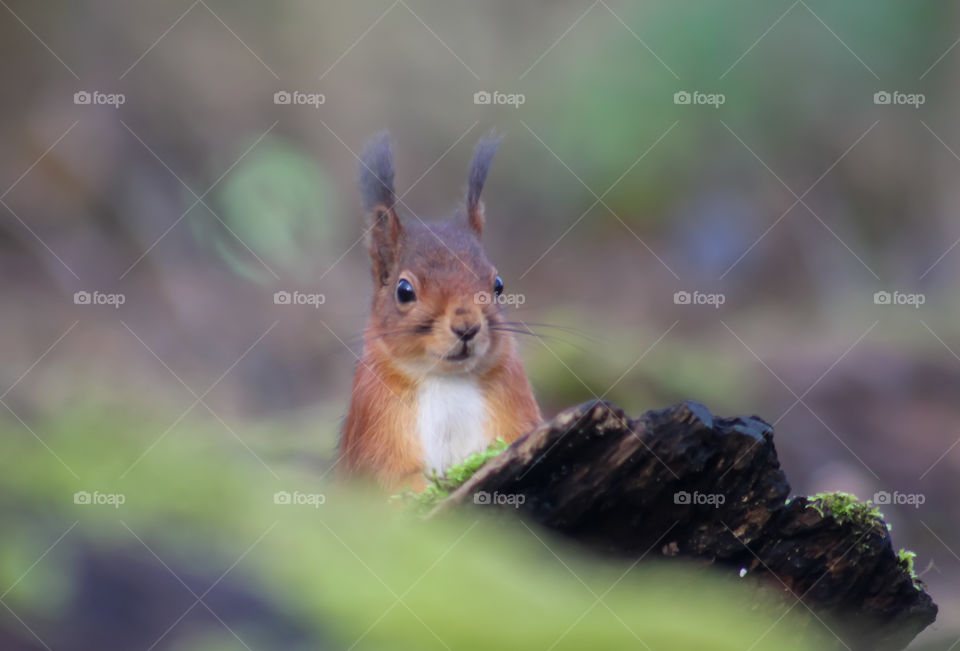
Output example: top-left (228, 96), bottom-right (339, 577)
top-left (487, 326), bottom-right (591, 353)
top-left (497, 321), bottom-right (599, 343)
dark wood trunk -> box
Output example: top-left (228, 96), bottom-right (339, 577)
top-left (433, 400), bottom-right (937, 650)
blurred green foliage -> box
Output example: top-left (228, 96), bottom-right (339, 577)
top-left (535, 1), bottom-right (943, 226)
top-left (523, 314), bottom-right (755, 416)
top-left (192, 137), bottom-right (340, 282)
top-left (0, 407), bottom-right (827, 650)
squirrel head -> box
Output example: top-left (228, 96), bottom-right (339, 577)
top-left (358, 131), bottom-right (513, 377)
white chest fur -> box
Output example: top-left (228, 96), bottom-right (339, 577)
top-left (417, 376), bottom-right (489, 475)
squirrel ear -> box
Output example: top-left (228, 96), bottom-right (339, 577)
top-left (367, 204), bottom-right (403, 286)
top-left (359, 131), bottom-right (396, 213)
top-left (359, 132), bottom-right (403, 285)
top-left (465, 132), bottom-right (501, 237)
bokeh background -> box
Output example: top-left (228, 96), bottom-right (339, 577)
top-left (1, 1), bottom-right (959, 648)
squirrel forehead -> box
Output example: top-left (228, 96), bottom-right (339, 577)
top-left (396, 220), bottom-right (492, 278)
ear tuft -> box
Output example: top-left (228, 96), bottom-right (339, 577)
top-left (359, 130), bottom-right (396, 213)
top-left (465, 131), bottom-right (502, 236)
top-left (359, 132), bottom-right (402, 286)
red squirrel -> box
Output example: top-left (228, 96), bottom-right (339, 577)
top-left (338, 132), bottom-right (541, 492)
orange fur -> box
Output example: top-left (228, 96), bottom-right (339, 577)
top-left (337, 133), bottom-right (541, 492)
top-left (339, 293), bottom-right (541, 493)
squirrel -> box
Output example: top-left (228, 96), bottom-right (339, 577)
top-left (338, 132), bottom-right (542, 492)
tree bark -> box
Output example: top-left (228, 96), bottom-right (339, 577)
top-left (433, 400), bottom-right (937, 651)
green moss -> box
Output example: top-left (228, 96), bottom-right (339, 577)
top-left (806, 492), bottom-right (888, 534)
top-left (392, 438), bottom-right (509, 513)
top-left (806, 495), bottom-right (925, 588)
top-left (898, 549), bottom-right (921, 588)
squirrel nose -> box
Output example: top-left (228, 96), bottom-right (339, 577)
top-left (452, 324), bottom-right (480, 342)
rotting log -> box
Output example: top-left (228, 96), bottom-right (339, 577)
top-left (433, 400), bottom-right (937, 651)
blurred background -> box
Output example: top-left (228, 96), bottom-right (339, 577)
top-left (1, 0), bottom-right (959, 648)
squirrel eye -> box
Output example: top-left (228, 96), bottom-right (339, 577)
top-left (396, 278), bottom-right (416, 304)
top-left (493, 275), bottom-right (504, 296)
